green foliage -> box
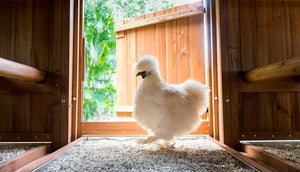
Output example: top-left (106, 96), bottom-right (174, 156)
top-left (84, 0), bottom-right (173, 121)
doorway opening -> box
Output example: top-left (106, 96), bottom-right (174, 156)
top-left (81, 0), bottom-right (210, 136)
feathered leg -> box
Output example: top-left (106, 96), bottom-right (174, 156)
top-left (137, 136), bottom-right (158, 144)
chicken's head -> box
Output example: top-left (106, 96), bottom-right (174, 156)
top-left (135, 55), bottom-right (159, 79)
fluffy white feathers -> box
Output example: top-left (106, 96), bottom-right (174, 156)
top-left (133, 55), bottom-right (210, 147)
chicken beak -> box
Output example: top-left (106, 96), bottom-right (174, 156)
top-left (136, 71), bottom-right (151, 79)
top-left (136, 71), bottom-right (145, 77)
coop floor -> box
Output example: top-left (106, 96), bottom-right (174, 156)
top-left (0, 143), bottom-right (41, 163)
top-left (36, 137), bottom-right (256, 171)
top-left (245, 141), bottom-right (300, 165)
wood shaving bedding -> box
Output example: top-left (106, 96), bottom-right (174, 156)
top-left (37, 138), bottom-right (255, 172)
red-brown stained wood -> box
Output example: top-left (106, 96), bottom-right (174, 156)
top-left (241, 143), bottom-right (300, 172)
top-left (0, 145), bottom-right (48, 172)
top-left (0, 94), bottom-right (13, 133)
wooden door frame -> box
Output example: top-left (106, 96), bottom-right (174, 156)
top-left (74, 0), bottom-right (221, 138)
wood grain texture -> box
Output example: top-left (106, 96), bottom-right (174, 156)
top-left (82, 121), bottom-right (210, 135)
top-left (0, 145), bottom-right (48, 172)
top-left (241, 143), bottom-right (300, 172)
top-left (0, 57), bottom-right (46, 82)
top-left (244, 56), bottom-right (300, 82)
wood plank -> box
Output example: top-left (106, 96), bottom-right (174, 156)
top-left (60, 0), bottom-right (73, 147)
top-left (17, 137), bottom-right (84, 172)
top-left (241, 143), bottom-right (300, 172)
top-left (210, 138), bottom-right (274, 172)
top-left (116, 37), bottom-right (128, 106)
top-left (293, 93), bottom-right (300, 131)
top-left (176, 18), bottom-right (189, 83)
top-left (0, 94), bottom-right (13, 133)
top-left (277, 93), bottom-right (292, 131)
top-left (188, 15), bottom-right (205, 84)
top-left (135, 26), bottom-right (145, 87)
top-left (115, 6), bottom-right (205, 32)
top-left (0, 145), bottom-right (48, 172)
top-left (126, 30), bottom-right (136, 106)
top-left (290, 1), bottom-right (300, 57)
top-left (256, 0), bottom-right (274, 67)
top-left (0, 57), bottom-right (46, 82)
top-left (82, 121), bottom-right (210, 135)
top-left (71, 0), bottom-right (80, 141)
top-left (154, 15), bottom-right (167, 80)
top-left (0, 133), bottom-right (51, 142)
top-left (241, 93), bottom-right (259, 132)
top-left (12, 93), bottom-right (30, 133)
top-left (30, 94), bottom-right (51, 133)
top-left (50, 0), bottom-right (62, 150)
top-left (240, 132), bottom-right (300, 140)
top-left (165, 7), bottom-right (177, 83)
top-left (259, 93), bottom-right (273, 132)
top-left (238, 79), bottom-right (300, 92)
top-left (244, 56), bottom-right (300, 82)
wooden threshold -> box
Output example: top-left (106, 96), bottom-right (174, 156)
top-left (209, 138), bottom-right (275, 172)
top-left (0, 145), bottom-right (49, 172)
top-left (241, 143), bottom-right (300, 172)
top-left (81, 121), bottom-right (210, 135)
top-left (16, 137), bottom-right (85, 172)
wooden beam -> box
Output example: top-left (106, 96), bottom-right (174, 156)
top-left (210, 138), bottom-right (275, 172)
top-left (241, 143), bottom-right (300, 172)
top-left (115, 6), bottom-right (205, 32)
top-left (244, 57), bottom-right (300, 82)
top-left (0, 145), bottom-right (48, 172)
top-left (0, 133), bottom-right (51, 142)
top-left (81, 121), bottom-right (210, 135)
top-left (238, 78), bottom-right (300, 92)
top-left (0, 58), bottom-right (46, 82)
top-left (16, 137), bottom-right (85, 172)
top-left (240, 132), bottom-right (300, 140)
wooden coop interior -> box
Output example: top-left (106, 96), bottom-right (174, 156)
top-left (0, 0), bottom-right (299, 171)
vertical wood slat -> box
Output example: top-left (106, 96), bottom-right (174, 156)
top-left (0, 1), bottom-right (15, 133)
top-left (290, 1), bottom-right (300, 133)
top-left (31, 0), bottom-right (51, 134)
top-left (13, 0), bottom-right (33, 133)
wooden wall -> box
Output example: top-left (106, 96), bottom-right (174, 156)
top-left (116, 3), bottom-right (206, 109)
top-left (0, 0), bottom-right (74, 150)
top-left (219, 0), bottom-right (300, 148)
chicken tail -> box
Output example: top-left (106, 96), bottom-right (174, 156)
top-left (183, 79), bottom-right (210, 112)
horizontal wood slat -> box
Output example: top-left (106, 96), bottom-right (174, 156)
top-left (115, 6), bottom-right (205, 32)
top-left (82, 121), bottom-right (210, 135)
top-left (240, 132), bottom-right (300, 140)
top-left (0, 145), bottom-right (49, 172)
top-left (0, 133), bottom-right (51, 142)
top-left (244, 56), bottom-right (300, 82)
top-left (0, 57), bottom-right (46, 82)
top-left (241, 143), bottom-right (300, 172)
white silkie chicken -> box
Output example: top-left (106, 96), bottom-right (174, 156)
top-left (133, 55), bottom-right (210, 147)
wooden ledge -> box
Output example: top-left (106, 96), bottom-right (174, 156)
top-left (0, 145), bottom-right (49, 172)
top-left (0, 57), bottom-right (46, 83)
top-left (244, 57), bottom-right (300, 82)
top-left (210, 138), bottom-right (275, 172)
top-left (241, 143), bottom-right (300, 172)
top-left (17, 137), bottom-right (85, 172)
top-left (115, 4), bottom-right (205, 32)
